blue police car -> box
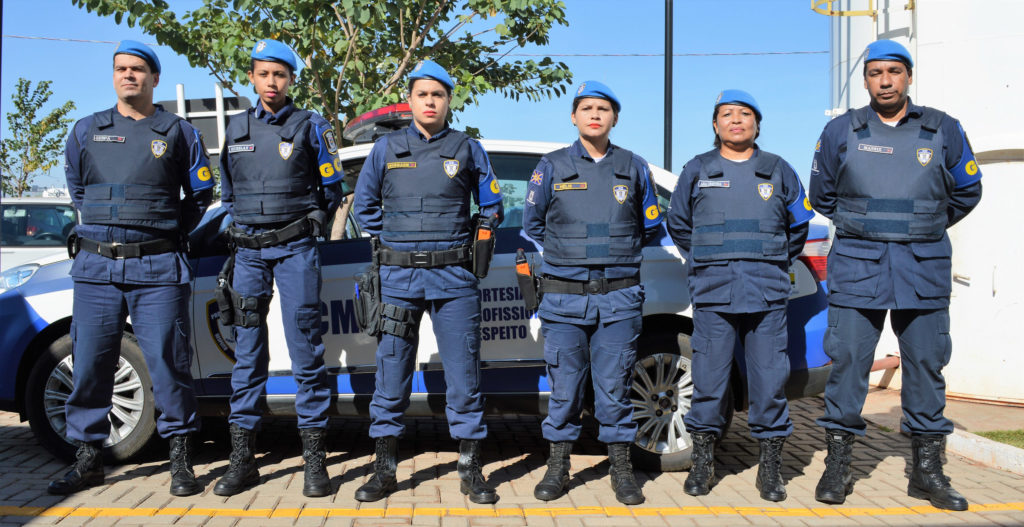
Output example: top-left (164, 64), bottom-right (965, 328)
top-left (0, 106), bottom-right (832, 471)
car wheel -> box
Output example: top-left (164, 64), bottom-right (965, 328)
top-left (24, 334), bottom-right (157, 463)
top-left (629, 329), bottom-right (734, 472)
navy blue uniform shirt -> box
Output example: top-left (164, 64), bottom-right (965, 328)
top-left (353, 124), bottom-right (504, 300)
top-left (65, 105), bottom-right (214, 285)
top-left (809, 100), bottom-right (982, 309)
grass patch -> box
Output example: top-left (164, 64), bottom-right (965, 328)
top-left (877, 425), bottom-right (893, 433)
top-left (977, 430), bottom-right (1024, 449)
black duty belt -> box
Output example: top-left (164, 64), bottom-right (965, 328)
top-left (229, 216), bottom-right (314, 249)
top-left (378, 245), bottom-right (472, 268)
top-left (78, 237), bottom-right (180, 259)
top-left (539, 276), bottom-right (640, 295)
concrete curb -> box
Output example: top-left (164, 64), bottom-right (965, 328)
top-left (947, 429), bottom-right (1024, 476)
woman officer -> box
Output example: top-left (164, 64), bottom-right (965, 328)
top-left (666, 90), bottom-right (813, 502)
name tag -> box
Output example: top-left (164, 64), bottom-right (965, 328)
top-left (93, 135), bottom-right (125, 143)
top-left (553, 182), bottom-right (587, 191)
top-left (386, 161), bottom-right (418, 169)
top-left (698, 180), bottom-right (730, 188)
top-left (228, 144), bottom-right (255, 153)
top-left (857, 143), bottom-right (894, 155)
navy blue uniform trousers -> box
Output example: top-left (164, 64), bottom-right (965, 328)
top-left (817, 305), bottom-right (953, 436)
top-left (685, 308), bottom-right (793, 439)
top-left (229, 239), bottom-right (330, 430)
top-left (541, 315), bottom-right (641, 444)
top-left (369, 292), bottom-right (486, 440)
top-left (67, 280), bottom-right (199, 442)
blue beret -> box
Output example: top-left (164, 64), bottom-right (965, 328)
top-left (573, 81), bottom-right (621, 113)
top-left (865, 39), bottom-right (914, 69)
top-left (408, 59), bottom-right (454, 92)
top-left (715, 89), bottom-right (762, 121)
top-left (114, 40), bottom-right (160, 74)
top-left (251, 39), bottom-right (298, 71)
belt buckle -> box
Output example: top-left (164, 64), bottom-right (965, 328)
top-left (587, 279), bottom-right (603, 295)
top-left (108, 242), bottom-right (125, 259)
top-left (257, 232), bottom-right (276, 247)
top-left (410, 251), bottom-right (431, 267)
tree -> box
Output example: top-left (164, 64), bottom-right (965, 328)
top-left (71, 0), bottom-right (573, 140)
top-left (0, 79), bottom-right (76, 197)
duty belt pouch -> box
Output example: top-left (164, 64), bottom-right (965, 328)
top-left (515, 248), bottom-right (540, 311)
top-left (354, 237), bottom-right (383, 336)
top-left (472, 215), bottom-right (496, 278)
top-left (214, 254), bottom-right (237, 326)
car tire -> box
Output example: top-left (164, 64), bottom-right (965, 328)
top-left (24, 334), bottom-right (157, 463)
top-left (629, 328), bottom-right (732, 472)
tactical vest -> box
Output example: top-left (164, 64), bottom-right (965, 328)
top-left (380, 129), bottom-right (475, 242)
top-left (690, 150), bottom-right (790, 264)
top-left (833, 107), bottom-right (953, 242)
top-left (542, 146), bottom-right (643, 266)
top-left (79, 108), bottom-right (183, 231)
top-left (226, 110), bottom-right (319, 225)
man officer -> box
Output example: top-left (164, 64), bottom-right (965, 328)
top-left (52, 40), bottom-right (214, 496)
top-left (809, 39), bottom-right (982, 511)
top-left (352, 59), bottom-right (503, 504)
top-left (215, 39), bottom-right (345, 497)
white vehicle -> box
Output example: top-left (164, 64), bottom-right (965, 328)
top-left (0, 106), bottom-right (832, 471)
top-left (1, 197), bottom-right (77, 290)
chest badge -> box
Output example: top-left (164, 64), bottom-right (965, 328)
top-left (279, 142), bottom-right (294, 160)
top-left (757, 183), bottom-right (774, 200)
top-left (613, 184), bottom-right (629, 204)
top-left (443, 159), bottom-right (460, 178)
top-left (916, 147), bottom-right (933, 167)
top-left (150, 140), bottom-right (167, 159)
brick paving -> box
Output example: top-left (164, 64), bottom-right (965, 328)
top-left (1, 397), bottom-right (1022, 526)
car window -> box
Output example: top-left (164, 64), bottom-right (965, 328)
top-left (489, 153), bottom-right (543, 230)
top-left (1, 204), bottom-right (77, 247)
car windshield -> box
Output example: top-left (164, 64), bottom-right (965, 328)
top-left (1, 203), bottom-right (77, 247)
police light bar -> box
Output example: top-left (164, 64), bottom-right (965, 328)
top-left (343, 103), bottom-right (413, 144)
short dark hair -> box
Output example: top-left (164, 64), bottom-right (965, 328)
top-left (250, 59), bottom-right (295, 74)
top-left (712, 105), bottom-right (760, 149)
top-left (407, 78), bottom-right (452, 97)
top-left (862, 61), bottom-right (912, 78)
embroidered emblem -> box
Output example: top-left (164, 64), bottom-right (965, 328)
top-left (322, 130), bottom-right (338, 154)
top-left (857, 143), bottom-right (894, 155)
top-left (334, 157), bottom-right (342, 172)
top-left (255, 40), bottom-right (267, 52)
top-left (197, 166), bottom-right (212, 182)
top-left (279, 142), bottom-right (293, 160)
top-left (150, 140), bottom-right (167, 158)
top-left (553, 182), bottom-right (587, 191)
top-left (489, 179), bottom-right (500, 194)
top-left (815, 139), bottom-right (821, 152)
top-left (613, 184), bottom-right (628, 204)
top-left (228, 144), bottom-right (255, 153)
top-left (577, 82), bottom-right (586, 96)
top-left (812, 159), bottom-right (819, 173)
top-left (526, 189), bottom-right (536, 205)
top-left (916, 147), bottom-right (933, 167)
top-left (319, 162), bottom-right (335, 178)
top-left (645, 204), bottom-right (660, 220)
top-left (803, 197), bottom-right (813, 211)
top-left (386, 161), bottom-right (417, 169)
top-left (443, 159), bottom-right (460, 178)
top-left (92, 135), bottom-right (125, 143)
top-left (530, 170), bottom-right (544, 185)
top-left (758, 183), bottom-right (774, 200)
top-left (698, 180), bottom-right (730, 188)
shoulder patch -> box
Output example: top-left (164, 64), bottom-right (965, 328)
top-left (530, 170), bottom-right (544, 185)
top-left (322, 129), bottom-right (338, 154)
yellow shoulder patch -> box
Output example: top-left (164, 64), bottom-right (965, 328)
top-left (319, 162), bottom-right (335, 178)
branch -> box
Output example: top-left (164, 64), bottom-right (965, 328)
top-left (379, 0), bottom-right (450, 95)
top-left (473, 25), bottom-right (541, 76)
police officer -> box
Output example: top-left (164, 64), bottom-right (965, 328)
top-left (809, 40), bottom-right (982, 511)
top-left (667, 90), bottom-right (813, 502)
top-left (51, 41), bottom-right (213, 497)
top-left (215, 39), bottom-right (345, 498)
top-left (351, 59), bottom-right (503, 504)
top-left (523, 81), bottom-right (662, 505)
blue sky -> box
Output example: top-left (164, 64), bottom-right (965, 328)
top-left (2, 0), bottom-right (831, 187)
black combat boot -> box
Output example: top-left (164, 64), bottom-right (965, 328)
top-left (213, 424), bottom-right (260, 496)
top-left (457, 439), bottom-right (498, 504)
top-left (300, 428), bottom-right (331, 497)
top-left (169, 434), bottom-right (202, 496)
top-left (908, 434), bottom-right (968, 511)
top-left (755, 436), bottom-right (787, 502)
top-left (684, 432), bottom-right (717, 496)
top-left (815, 429), bottom-right (855, 504)
top-left (354, 436), bottom-right (398, 502)
top-left (608, 442), bottom-right (644, 505)
top-left (48, 440), bottom-right (104, 495)
top-left (534, 441), bottom-right (573, 501)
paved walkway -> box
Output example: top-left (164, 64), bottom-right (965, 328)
top-left (1, 397), bottom-right (1022, 526)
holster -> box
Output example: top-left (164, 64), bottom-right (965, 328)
top-left (515, 248), bottom-right (540, 311)
top-left (353, 237), bottom-right (384, 336)
top-left (214, 251), bottom-right (272, 328)
top-left (472, 215), bottom-right (496, 278)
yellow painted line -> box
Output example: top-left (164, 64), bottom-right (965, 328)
top-left (0, 502), bottom-right (1022, 519)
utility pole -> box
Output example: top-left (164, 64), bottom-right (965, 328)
top-left (664, 0), bottom-right (673, 172)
